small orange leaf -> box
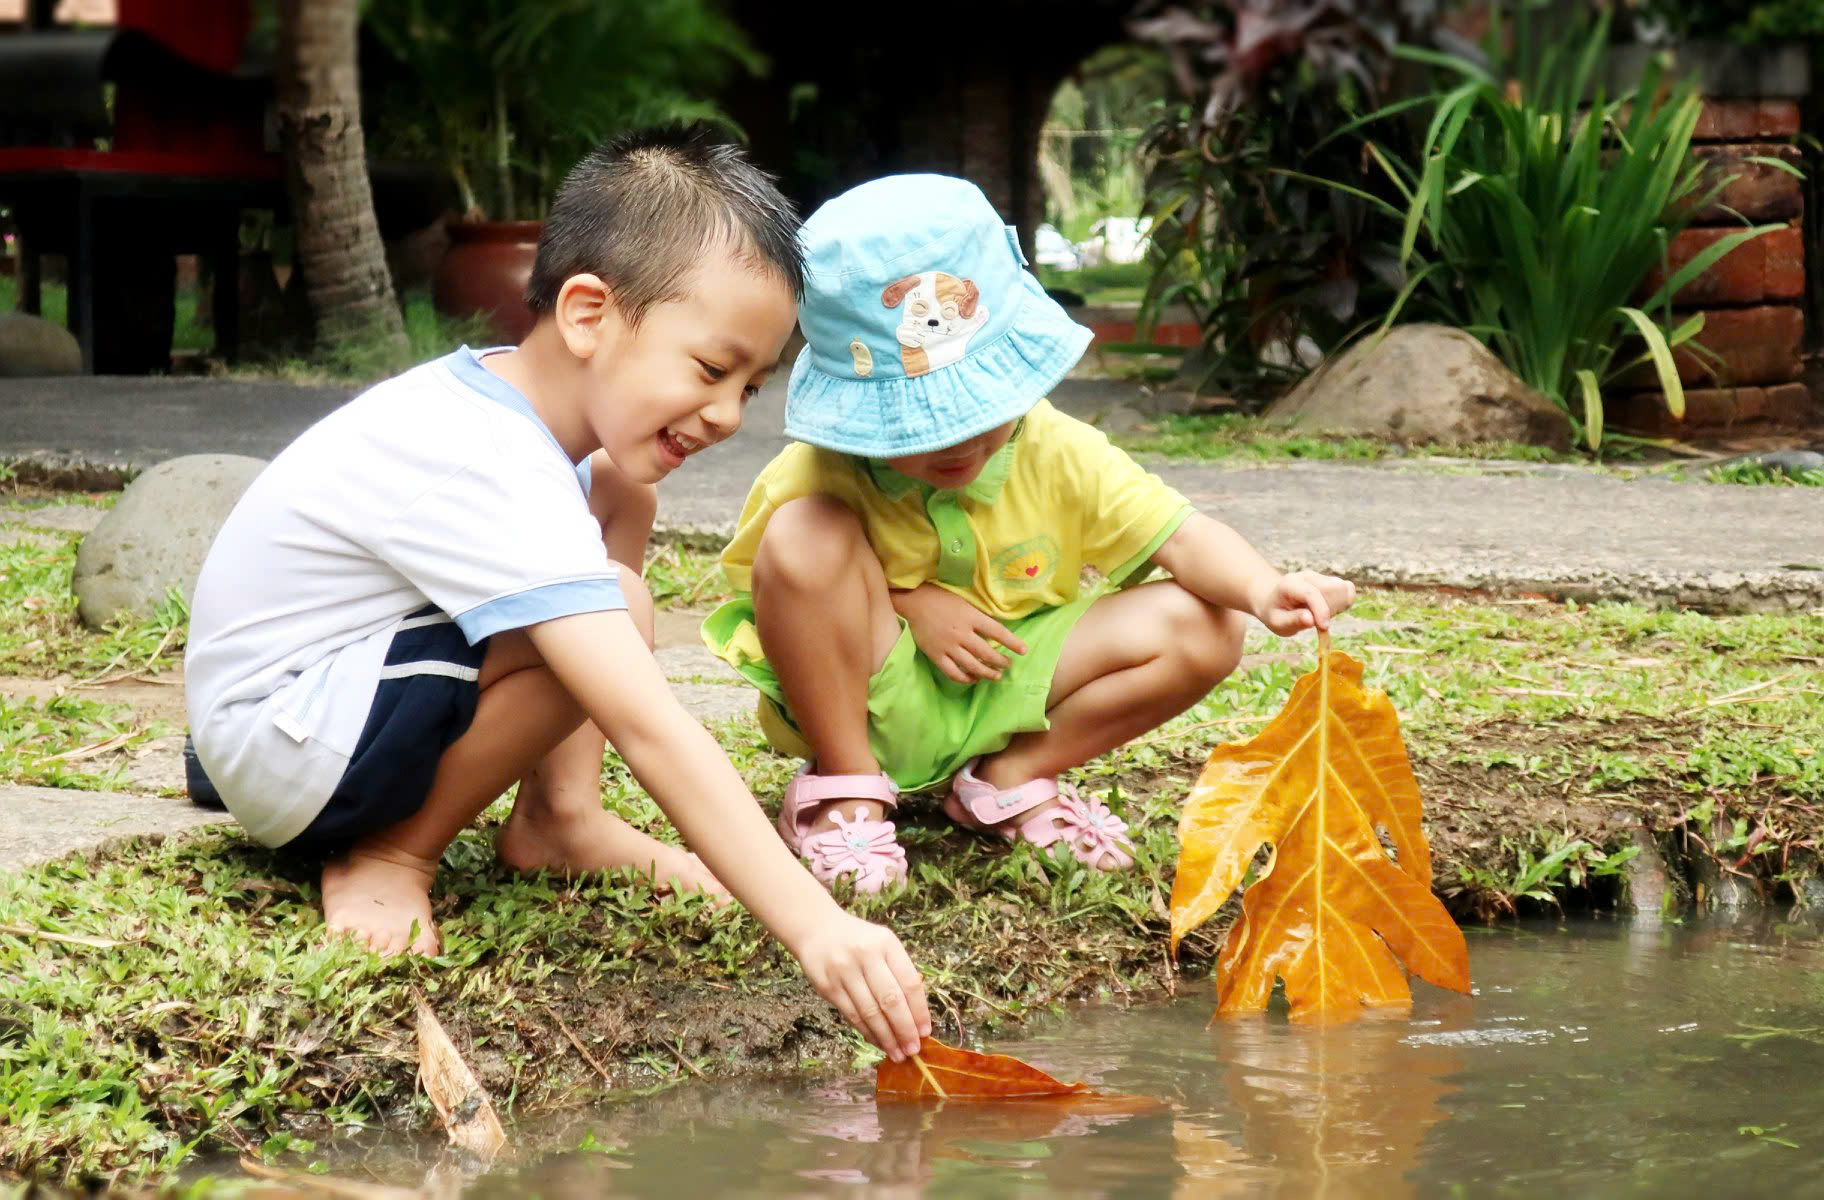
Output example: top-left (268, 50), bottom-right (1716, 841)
top-left (1171, 634), bottom-right (1471, 1023)
top-left (876, 1038), bottom-right (1091, 1100)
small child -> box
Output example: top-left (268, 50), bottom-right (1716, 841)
top-left (185, 128), bottom-right (931, 1063)
top-left (703, 174), bottom-right (1356, 894)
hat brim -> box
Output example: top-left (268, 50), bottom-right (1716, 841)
top-left (784, 273), bottom-right (1093, 458)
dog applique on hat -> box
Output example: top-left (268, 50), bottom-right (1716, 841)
top-left (784, 174), bottom-right (1094, 459)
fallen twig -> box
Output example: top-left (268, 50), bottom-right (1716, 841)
top-left (549, 1007), bottom-right (616, 1088)
top-left (0, 922), bottom-right (131, 948)
top-left (38, 729), bottom-right (139, 763)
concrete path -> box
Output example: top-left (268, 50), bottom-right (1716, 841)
top-left (5, 370), bottom-right (1821, 611)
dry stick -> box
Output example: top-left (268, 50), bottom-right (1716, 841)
top-left (0, 922), bottom-right (130, 948)
top-left (665, 1043), bottom-right (706, 1079)
top-left (73, 626), bottom-right (178, 690)
top-left (1679, 672), bottom-right (1798, 716)
top-left (549, 1008), bottom-right (615, 1088)
top-left (38, 729), bottom-right (139, 763)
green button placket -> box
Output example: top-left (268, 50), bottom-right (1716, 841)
top-left (925, 489), bottom-right (977, 589)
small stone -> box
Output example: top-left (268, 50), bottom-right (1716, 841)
top-left (73, 454), bottom-right (268, 628)
top-left (1266, 324), bottom-right (1574, 450)
top-left (0, 312), bottom-right (82, 377)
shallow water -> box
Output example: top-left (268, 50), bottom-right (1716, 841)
top-left (371, 917), bottom-right (1824, 1197)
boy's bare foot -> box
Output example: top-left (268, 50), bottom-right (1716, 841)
top-left (496, 803), bottom-right (731, 901)
top-left (320, 846), bottom-right (441, 957)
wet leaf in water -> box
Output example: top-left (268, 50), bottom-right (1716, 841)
top-left (1171, 634), bottom-right (1471, 1022)
top-left (877, 1037), bottom-right (1090, 1099)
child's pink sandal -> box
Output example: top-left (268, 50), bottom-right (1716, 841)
top-left (944, 759), bottom-right (1135, 871)
top-left (778, 764), bottom-right (908, 894)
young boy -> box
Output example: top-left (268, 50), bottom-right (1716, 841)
top-left (703, 174), bottom-right (1356, 893)
top-left (185, 127), bottom-right (931, 1063)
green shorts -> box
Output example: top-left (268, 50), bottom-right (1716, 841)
top-left (700, 590), bottom-right (1104, 793)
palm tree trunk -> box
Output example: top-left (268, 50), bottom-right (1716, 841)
top-left (276, 0), bottom-right (407, 356)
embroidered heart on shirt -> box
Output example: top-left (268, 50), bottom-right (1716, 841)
top-left (1025, 565), bottom-right (1038, 576)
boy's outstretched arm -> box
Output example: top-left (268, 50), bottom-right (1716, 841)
top-left (526, 609), bottom-right (933, 1061)
top-left (1149, 512), bottom-right (1356, 636)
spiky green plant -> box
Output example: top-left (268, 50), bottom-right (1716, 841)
top-left (1308, 6), bottom-right (1797, 450)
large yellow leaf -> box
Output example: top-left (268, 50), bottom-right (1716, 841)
top-left (1171, 635), bottom-right (1470, 1022)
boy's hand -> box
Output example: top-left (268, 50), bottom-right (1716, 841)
top-left (1252, 570), bottom-right (1357, 637)
top-left (892, 584), bottom-right (1028, 684)
top-left (787, 912), bottom-right (932, 1061)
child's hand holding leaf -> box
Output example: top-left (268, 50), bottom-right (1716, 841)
top-left (787, 911), bottom-right (932, 1061)
top-left (891, 583), bottom-right (1028, 684)
top-left (1252, 570), bottom-right (1357, 636)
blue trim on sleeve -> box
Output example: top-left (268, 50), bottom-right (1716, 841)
top-left (575, 456), bottom-right (594, 498)
top-left (455, 577), bottom-right (628, 641)
top-left (444, 346), bottom-right (592, 475)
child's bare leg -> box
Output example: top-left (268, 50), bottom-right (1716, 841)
top-left (751, 495), bottom-right (902, 832)
top-left (321, 628), bottom-right (587, 956)
top-left (493, 460), bottom-right (715, 890)
top-left (977, 581), bottom-right (1245, 791)
top-left (495, 563), bottom-right (726, 897)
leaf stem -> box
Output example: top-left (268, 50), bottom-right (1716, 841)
top-left (911, 1054), bottom-right (949, 1099)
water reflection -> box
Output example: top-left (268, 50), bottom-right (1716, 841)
top-left (291, 915), bottom-right (1824, 1198)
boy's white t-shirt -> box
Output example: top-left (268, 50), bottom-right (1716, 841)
top-left (185, 346), bottom-right (624, 847)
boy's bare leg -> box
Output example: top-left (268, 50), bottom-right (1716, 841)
top-left (496, 720), bottom-right (727, 898)
top-left (320, 628), bottom-right (588, 956)
top-left (974, 580), bottom-right (1245, 795)
top-left (751, 496), bottom-right (902, 833)
top-left (493, 461), bottom-right (724, 895)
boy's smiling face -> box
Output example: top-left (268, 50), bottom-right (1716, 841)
top-left (571, 247), bottom-right (798, 484)
top-left (884, 421), bottom-right (1017, 491)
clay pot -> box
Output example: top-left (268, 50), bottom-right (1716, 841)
top-left (433, 219), bottom-right (542, 343)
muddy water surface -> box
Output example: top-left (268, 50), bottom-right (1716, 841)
top-left (444, 917), bottom-right (1824, 1196)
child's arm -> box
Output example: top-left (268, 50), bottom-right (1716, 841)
top-left (1150, 512), bottom-right (1356, 635)
top-left (527, 609), bottom-right (932, 1061)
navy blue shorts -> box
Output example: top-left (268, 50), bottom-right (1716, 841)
top-left (282, 608), bottom-right (489, 855)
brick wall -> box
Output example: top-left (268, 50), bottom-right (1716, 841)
top-left (1612, 98), bottom-right (1820, 436)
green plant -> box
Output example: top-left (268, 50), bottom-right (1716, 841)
top-left (1133, 1), bottom-right (1435, 401)
top-left (362, 0), bottom-right (764, 219)
top-left (1635, 0), bottom-right (1824, 43)
top-left (1704, 461), bottom-right (1824, 486)
top-left (1332, 5), bottom-right (1795, 450)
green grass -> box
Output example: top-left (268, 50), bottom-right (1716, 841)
top-left (0, 277), bottom-right (213, 354)
top-left (239, 291), bottom-right (494, 387)
top-left (1, 275), bottom-right (489, 385)
top-left (3, 524), bottom-right (1822, 1185)
top-left (1705, 461), bottom-right (1824, 487)
top-left (1037, 262), bottom-right (1151, 306)
top-left (1111, 413), bottom-right (1586, 464)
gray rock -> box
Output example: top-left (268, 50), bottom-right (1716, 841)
top-left (1267, 324), bottom-right (1574, 450)
top-left (0, 783), bottom-right (229, 873)
top-left (0, 312), bottom-right (82, 377)
top-left (73, 454), bottom-right (267, 628)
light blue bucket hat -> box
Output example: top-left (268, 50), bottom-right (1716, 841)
top-left (784, 174), bottom-right (1093, 458)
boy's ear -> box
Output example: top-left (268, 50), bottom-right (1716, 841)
top-left (553, 273), bottom-right (616, 359)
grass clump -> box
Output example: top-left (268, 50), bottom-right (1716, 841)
top-left (1112, 413), bottom-right (1581, 465)
top-left (1705, 461), bottom-right (1824, 488)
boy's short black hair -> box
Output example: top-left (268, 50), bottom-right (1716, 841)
top-left (525, 123), bottom-right (805, 322)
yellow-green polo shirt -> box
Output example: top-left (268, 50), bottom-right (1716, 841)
top-left (713, 399), bottom-right (1193, 624)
